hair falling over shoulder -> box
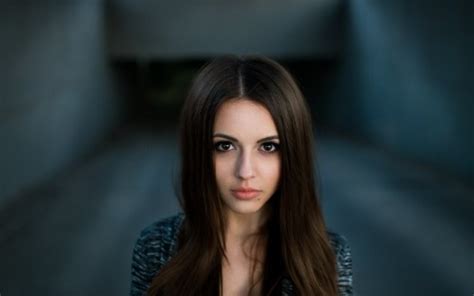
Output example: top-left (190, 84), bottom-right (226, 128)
top-left (147, 55), bottom-right (338, 296)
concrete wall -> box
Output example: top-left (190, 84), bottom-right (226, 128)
top-left (107, 0), bottom-right (344, 59)
top-left (326, 0), bottom-right (473, 182)
top-left (0, 2), bottom-right (124, 208)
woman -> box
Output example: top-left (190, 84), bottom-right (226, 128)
top-left (130, 55), bottom-right (353, 295)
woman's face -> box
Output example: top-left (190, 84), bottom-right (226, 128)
top-left (213, 98), bottom-right (281, 217)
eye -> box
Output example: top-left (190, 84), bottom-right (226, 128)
top-left (260, 142), bottom-right (280, 153)
top-left (214, 141), bottom-right (235, 152)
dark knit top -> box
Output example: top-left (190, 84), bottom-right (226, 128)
top-left (130, 213), bottom-right (353, 295)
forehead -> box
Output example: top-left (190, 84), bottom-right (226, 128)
top-left (213, 98), bottom-right (278, 139)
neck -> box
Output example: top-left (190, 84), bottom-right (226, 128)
top-left (225, 206), bottom-right (270, 242)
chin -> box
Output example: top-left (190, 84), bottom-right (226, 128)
top-left (223, 197), bottom-right (268, 216)
top-left (228, 206), bottom-right (263, 216)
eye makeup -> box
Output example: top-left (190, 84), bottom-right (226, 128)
top-left (213, 140), bottom-right (280, 153)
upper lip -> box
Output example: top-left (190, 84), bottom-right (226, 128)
top-left (232, 187), bottom-right (261, 192)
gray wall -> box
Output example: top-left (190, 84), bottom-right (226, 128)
top-left (0, 2), bottom-right (124, 208)
top-left (326, 1), bottom-right (473, 182)
top-left (107, 0), bottom-right (344, 59)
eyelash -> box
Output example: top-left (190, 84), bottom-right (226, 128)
top-left (214, 141), bottom-right (280, 153)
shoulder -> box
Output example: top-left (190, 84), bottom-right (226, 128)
top-left (327, 231), bottom-right (351, 264)
top-left (130, 213), bottom-right (185, 296)
top-left (134, 213), bottom-right (185, 264)
top-left (327, 231), bottom-right (353, 295)
top-left (138, 213), bottom-right (185, 251)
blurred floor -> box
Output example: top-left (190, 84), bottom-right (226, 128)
top-left (0, 125), bottom-right (472, 296)
top-left (318, 131), bottom-right (473, 296)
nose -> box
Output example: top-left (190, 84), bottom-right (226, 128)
top-left (235, 150), bottom-right (255, 180)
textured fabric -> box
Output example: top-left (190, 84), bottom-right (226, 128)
top-left (130, 213), bottom-right (353, 295)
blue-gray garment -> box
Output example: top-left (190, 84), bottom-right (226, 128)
top-left (130, 213), bottom-right (353, 295)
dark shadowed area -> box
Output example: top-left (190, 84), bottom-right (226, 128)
top-left (0, 1), bottom-right (472, 295)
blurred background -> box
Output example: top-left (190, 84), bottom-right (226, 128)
top-left (0, 1), bottom-right (473, 295)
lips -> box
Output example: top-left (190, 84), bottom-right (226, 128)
top-left (233, 187), bottom-right (259, 192)
top-left (231, 187), bottom-right (262, 200)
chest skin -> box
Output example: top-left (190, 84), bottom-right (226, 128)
top-left (221, 242), bottom-right (264, 296)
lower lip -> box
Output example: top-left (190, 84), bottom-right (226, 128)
top-left (231, 190), bottom-right (261, 200)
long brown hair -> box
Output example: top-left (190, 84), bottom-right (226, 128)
top-left (148, 55), bottom-right (337, 295)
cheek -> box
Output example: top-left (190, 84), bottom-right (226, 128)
top-left (214, 156), bottom-right (233, 186)
top-left (259, 157), bottom-right (281, 186)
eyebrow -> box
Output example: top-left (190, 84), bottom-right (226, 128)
top-left (213, 133), bottom-right (279, 143)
